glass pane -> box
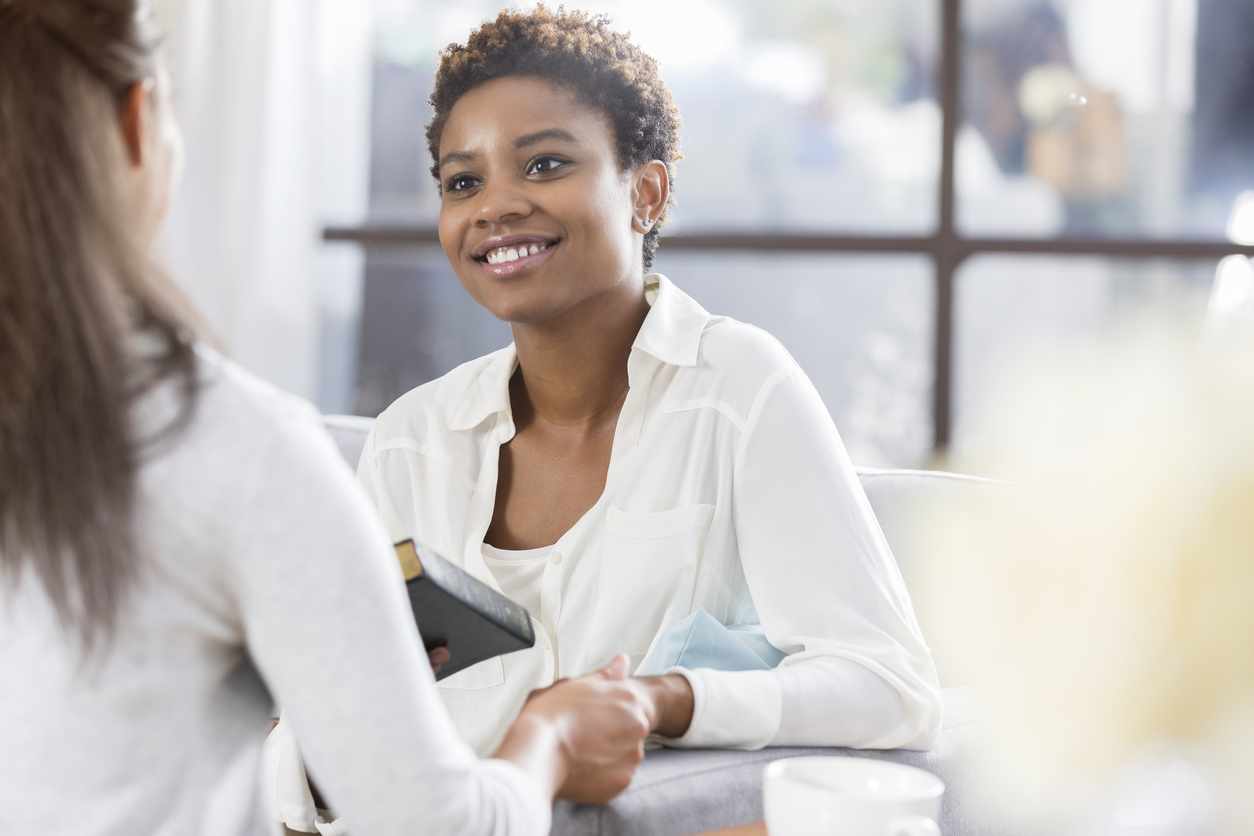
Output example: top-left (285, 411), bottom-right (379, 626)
top-left (368, 0), bottom-right (940, 233)
top-left (953, 254), bottom-right (1218, 459)
top-left (354, 246), bottom-right (512, 416)
top-left (959, 0), bottom-right (1254, 240)
top-left (652, 251), bottom-right (935, 467)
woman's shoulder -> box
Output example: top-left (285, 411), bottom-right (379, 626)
top-left (692, 314), bottom-right (802, 392)
top-left (189, 344), bottom-right (324, 439)
top-left (134, 345), bottom-right (354, 539)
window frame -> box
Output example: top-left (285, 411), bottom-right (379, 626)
top-left (325, 0), bottom-right (1254, 453)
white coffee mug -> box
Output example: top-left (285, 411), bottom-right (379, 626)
top-left (763, 756), bottom-right (944, 836)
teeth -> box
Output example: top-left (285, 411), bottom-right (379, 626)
top-left (484, 242), bottom-right (550, 264)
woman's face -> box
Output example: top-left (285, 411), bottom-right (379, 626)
top-left (436, 75), bottom-right (653, 325)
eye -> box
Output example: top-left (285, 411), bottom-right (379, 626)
top-left (445, 173), bottom-right (481, 193)
top-left (526, 155), bottom-right (570, 176)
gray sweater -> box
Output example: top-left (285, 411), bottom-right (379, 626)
top-left (0, 348), bottom-right (547, 836)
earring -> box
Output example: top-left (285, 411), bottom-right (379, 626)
top-left (640, 216), bottom-right (652, 229)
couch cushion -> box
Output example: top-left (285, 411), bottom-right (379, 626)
top-left (855, 467), bottom-right (1009, 578)
top-left (551, 687), bottom-right (1002, 836)
top-left (322, 414), bottom-right (374, 474)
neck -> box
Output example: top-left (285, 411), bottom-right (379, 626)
top-left (509, 279), bottom-right (650, 430)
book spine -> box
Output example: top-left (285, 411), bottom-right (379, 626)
top-left (415, 543), bottom-right (534, 644)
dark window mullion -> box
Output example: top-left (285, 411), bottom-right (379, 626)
top-left (933, 0), bottom-right (963, 453)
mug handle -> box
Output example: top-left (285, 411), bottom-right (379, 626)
top-left (886, 815), bottom-right (940, 836)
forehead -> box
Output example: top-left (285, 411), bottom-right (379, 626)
top-left (438, 75), bottom-right (616, 161)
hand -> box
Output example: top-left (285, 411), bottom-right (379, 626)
top-left (495, 654), bottom-right (651, 805)
top-left (627, 673), bottom-right (695, 739)
top-left (427, 646), bottom-right (450, 676)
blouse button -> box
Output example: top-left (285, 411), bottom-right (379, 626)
top-left (550, 551), bottom-right (563, 565)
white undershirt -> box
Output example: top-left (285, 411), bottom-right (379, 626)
top-left (480, 543), bottom-right (552, 621)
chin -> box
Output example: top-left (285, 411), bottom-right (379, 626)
top-left (465, 283), bottom-right (557, 325)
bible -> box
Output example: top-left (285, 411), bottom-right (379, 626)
top-left (394, 539), bottom-right (536, 680)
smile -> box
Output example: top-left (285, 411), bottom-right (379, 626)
top-left (473, 235), bottom-right (559, 278)
top-left (485, 242), bottom-right (549, 264)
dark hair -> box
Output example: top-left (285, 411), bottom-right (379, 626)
top-left (0, 0), bottom-right (200, 648)
top-left (426, 5), bottom-right (682, 270)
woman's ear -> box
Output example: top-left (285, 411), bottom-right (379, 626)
top-left (120, 78), bottom-right (155, 168)
top-left (631, 160), bottom-right (670, 234)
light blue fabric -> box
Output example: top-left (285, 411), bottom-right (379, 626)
top-left (634, 609), bottom-right (788, 677)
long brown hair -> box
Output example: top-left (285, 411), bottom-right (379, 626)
top-left (0, 0), bottom-right (200, 646)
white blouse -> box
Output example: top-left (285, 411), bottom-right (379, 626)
top-left (357, 274), bottom-right (943, 756)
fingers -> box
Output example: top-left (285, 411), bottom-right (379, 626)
top-left (428, 646), bottom-right (450, 675)
top-left (596, 653), bottom-right (631, 681)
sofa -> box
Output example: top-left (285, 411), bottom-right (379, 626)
top-left (322, 414), bottom-right (1007, 836)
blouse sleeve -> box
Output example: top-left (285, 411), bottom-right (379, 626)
top-left (662, 366), bottom-right (943, 751)
top-left (224, 405), bottom-right (550, 836)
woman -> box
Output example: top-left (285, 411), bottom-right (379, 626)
top-left (0, 2), bottom-right (650, 834)
top-left (353, 6), bottom-right (943, 757)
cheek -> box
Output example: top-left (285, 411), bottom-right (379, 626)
top-left (438, 206), bottom-right (467, 269)
top-left (568, 174), bottom-right (635, 256)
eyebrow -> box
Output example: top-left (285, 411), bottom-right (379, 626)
top-left (438, 149), bottom-right (476, 170)
top-left (513, 128), bottom-right (580, 150)
top-left (438, 128), bottom-right (581, 172)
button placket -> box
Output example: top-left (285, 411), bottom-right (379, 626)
top-left (539, 549), bottom-right (563, 663)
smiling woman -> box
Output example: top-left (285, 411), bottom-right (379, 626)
top-left (274, 7), bottom-right (944, 826)
top-left (377, 1), bottom-right (939, 749)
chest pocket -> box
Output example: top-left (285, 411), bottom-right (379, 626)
top-left (589, 504), bottom-right (716, 666)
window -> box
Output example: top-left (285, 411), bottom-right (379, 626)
top-left (327, 0), bottom-right (1254, 467)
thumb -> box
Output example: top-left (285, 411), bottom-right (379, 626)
top-left (597, 653), bottom-right (631, 681)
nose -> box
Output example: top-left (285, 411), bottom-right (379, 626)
top-left (475, 175), bottom-right (531, 228)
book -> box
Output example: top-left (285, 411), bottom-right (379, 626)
top-left (394, 539), bottom-right (536, 681)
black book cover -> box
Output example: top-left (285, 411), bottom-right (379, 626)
top-left (394, 539), bottom-right (536, 680)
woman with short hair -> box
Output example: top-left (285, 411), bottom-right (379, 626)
top-left (353, 5), bottom-right (943, 758)
top-left (0, 2), bottom-right (650, 834)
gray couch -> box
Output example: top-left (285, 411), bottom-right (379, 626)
top-left (322, 415), bottom-right (1005, 836)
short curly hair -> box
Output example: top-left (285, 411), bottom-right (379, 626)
top-left (426, 5), bottom-right (681, 270)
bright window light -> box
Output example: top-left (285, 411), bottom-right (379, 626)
top-left (1226, 190), bottom-right (1254, 245)
top-left (742, 41), bottom-right (826, 105)
top-left (581, 0), bottom-right (741, 68)
top-left (1209, 255), bottom-right (1254, 319)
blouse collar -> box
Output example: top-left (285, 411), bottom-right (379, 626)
top-left (448, 273), bottom-right (710, 432)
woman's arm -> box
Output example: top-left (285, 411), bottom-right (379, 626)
top-left (628, 674), bottom-right (695, 738)
top-left (221, 402), bottom-right (648, 835)
top-left (659, 366), bottom-right (943, 751)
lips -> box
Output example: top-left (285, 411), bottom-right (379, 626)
top-left (472, 234), bottom-right (559, 278)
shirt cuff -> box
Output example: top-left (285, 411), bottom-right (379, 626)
top-left (654, 667), bottom-right (782, 750)
top-left (475, 756), bottom-right (553, 836)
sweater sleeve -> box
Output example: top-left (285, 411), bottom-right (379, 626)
top-left (223, 402), bottom-right (549, 836)
top-left (661, 366), bottom-right (943, 751)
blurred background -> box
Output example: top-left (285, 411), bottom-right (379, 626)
top-left (152, 0), bottom-right (1254, 469)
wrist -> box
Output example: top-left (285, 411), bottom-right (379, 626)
top-left (642, 673), bottom-right (694, 738)
top-left (492, 710), bottom-right (569, 800)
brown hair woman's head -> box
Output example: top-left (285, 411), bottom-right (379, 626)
top-left (0, 0), bottom-right (199, 649)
